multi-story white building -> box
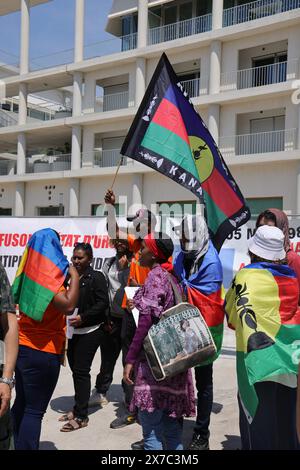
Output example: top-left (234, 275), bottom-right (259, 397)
top-left (0, 0), bottom-right (300, 220)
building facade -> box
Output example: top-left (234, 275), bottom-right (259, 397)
top-left (0, 0), bottom-right (300, 220)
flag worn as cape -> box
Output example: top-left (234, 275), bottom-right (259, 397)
top-left (225, 262), bottom-right (300, 423)
top-left (121, 53), bottom-right (250, 251)
top-left (12, 228), bottom-right (69, 322)
top-left (174, 241), bottom-right (224, 364)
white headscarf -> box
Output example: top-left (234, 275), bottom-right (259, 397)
top-left (180, 214), bottom-right (210, 274)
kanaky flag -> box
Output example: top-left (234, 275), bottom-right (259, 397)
top-left (121, 53), bottom-right (250, 250)
top-left (12, 228), bottom-right (69, 322)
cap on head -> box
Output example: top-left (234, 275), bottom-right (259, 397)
top-left (248, 225), bottom-right (286, 261)
top-left (127, 208), bottom-right (156, 226)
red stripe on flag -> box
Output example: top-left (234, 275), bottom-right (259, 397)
top-left (152, 98), bottom-right (190, 145)
top-left (24, 248), bottom-right (65, 293)
top-left (275, 276), bottom-right (300, 325)
top-left (187, 287), bottom-right (224, 327)
top-left (202, 168), bottom-right (243, 217)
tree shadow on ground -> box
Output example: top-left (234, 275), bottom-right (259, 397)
top-left (221, 434), bottom-right (241, 450)
top-left (39, 441), bottom-right (58, 450)
top-left (50, 395), bottom-right (99, 417)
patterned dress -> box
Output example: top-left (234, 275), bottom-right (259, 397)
top-left (126, 265), bottom-right (195, 418)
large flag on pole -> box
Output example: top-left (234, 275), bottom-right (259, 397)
top-left (121, 53), bottom-right (250, 250)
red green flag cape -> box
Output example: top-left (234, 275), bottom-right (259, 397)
top-left (174, 241), bottom-right (224, 364)
top-left (225, 262), bottom-right (300, 422)
top-left (12, 228), bottom-right (69, 322)
top-left (121, 53), bottom-right (250, 251)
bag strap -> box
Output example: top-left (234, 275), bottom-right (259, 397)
top-left (164, 271), bottom-right (183, 305)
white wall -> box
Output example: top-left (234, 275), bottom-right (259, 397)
top-left (24, 180), bottom-right (70, 216)
top-left (0, 184), bottom-right (15, 210)
top-left (232, 161), bottom-right (298, 213)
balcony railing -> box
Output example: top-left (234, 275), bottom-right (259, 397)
top-left (223, 0), bottom-right (300, 27)
top-left (0, 160), bottom-right (16, 176)
top-left (148, 14), bottom-right (212, 45)
top-left (220, 59), bottom-right (298, 91)
top-left (180, 77), bottom-right (209, 97)
top-left (94, 149), bottom-right (127, 168)
top-left (26, 154), bottom-right (71, 173)
top-left (0, 109), bottom-right (18, 128)
top-left (103, 91), bottom-right (129, 112)
top-left (220, 128), bottom-right (297, 157)
top-left (30, 33), bottom-right (138, 71)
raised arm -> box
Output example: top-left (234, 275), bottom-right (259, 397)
top-left (105, 189), bottom-right (127, 240)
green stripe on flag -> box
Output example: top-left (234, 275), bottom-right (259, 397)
top-left (203, 189), bottom-right (227, 234)
top-left (195, 323), bottom-right (224, 367)
top-left (15, 272), bottom-right (56, 322)
top-left (142, 122), bottom-right (198, 179)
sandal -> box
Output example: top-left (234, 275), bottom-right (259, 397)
top-left (60, 417), bottom-right (89, 432)
top-left (58, 411), bottom-right (74, 422)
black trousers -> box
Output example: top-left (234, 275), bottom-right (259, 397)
top-left (194, 363), bottom-right (213, 439)
top-left (96, 317), bottom-right (122, 395)
top-left (67, 327), bottom-right (103, 420)
top-left (95, 310), bottom-right (136, 407)
top-left (238, 381), bottom-right (298, 450)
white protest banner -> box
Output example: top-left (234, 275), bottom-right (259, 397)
top-left (0, 217), bottom-right (117, 283)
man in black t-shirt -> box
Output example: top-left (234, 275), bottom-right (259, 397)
top-left (0, 263), bottom-right (18, 450)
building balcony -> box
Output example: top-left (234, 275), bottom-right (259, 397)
top-left (26, 153), bottom-right (71, 173)
top-left (93, 149), bottom-right (127, 168)
top-left (29, 33), bottom-right (138, 72)
top-left (148, 14), bottom-right (212, 46)
top-left (0, 159), bottom-right (16, 176)
top-left (102, 91), bottom-right (129, 112)
top-left (220, 59), bottom-right (298, 91)
top-left (220, 128), bottom-right (297, 157)
top-left (223, 0), bottom-right (300, 27)
top-left (181, 77), bottom-right (209, 97)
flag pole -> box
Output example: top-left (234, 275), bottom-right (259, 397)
top-left (110, 156), bottom-right (124, 191)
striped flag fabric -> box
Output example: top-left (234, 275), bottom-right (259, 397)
top-left (121, 53), bottom-right (250, 251)
top-left (174, 241), bottom-right (224, 363)
top-left (12, 228), bottom-right (69, 322)
top-left (225, 262), bottom-right (300, 422)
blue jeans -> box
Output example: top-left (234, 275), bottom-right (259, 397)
top-left (11, 345), bottom-right (61, 450)
top-left (138, 409), bottom-right (183, 451)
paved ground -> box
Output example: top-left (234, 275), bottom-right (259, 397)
top-left (38, 328), bottom-right (240, 451)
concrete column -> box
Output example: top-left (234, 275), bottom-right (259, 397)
top-left (17, 133), bottom-right (26, 175)
top-left (69, 178), bottom-right (80, 216)
top-left (131, 174), bottom-right (143, 210)
top-left (135, 57), bottom-right (146, 106)
top-left (18, 83), bottom-right (28, 125)
top-left (20, 0), bottom-right (30, 74)
top-left (82, 127), bottom-right (95, 167)
top-left (209, 40), bottom-right (222, 95)
top-left (212, 0), bottom-right (224, 30)
top-left (74, 0), bottom-right (85, 63)
top-left (82, 75), bottom-right (95, 114)
top-left (71, 126), bottom-right (82, 170)
top-left (137, 0), bottom-right (148, 49)
top-left (72, 72), bottom-right (83, 117)
top-left (15, 182), bottom-right (25, 216)
top-left (208, 104), bottom-right (220, 144)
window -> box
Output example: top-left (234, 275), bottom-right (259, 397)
top-left (252, 52), bottom-right (287, 87)
top-left (91, 203), bottom-right (125, 217)
top-left (37, 206), bottom-right (64, 216)
top-left (246, 197), bottom-right (283, 219)
top-left (0, 208), bottom-right (12, 216)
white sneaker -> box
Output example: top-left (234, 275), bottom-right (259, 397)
top-left (88, 389), bottom-right (108, 407)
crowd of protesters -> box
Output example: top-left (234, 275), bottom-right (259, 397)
top-left (1, 193), bottom-right (300, 450)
